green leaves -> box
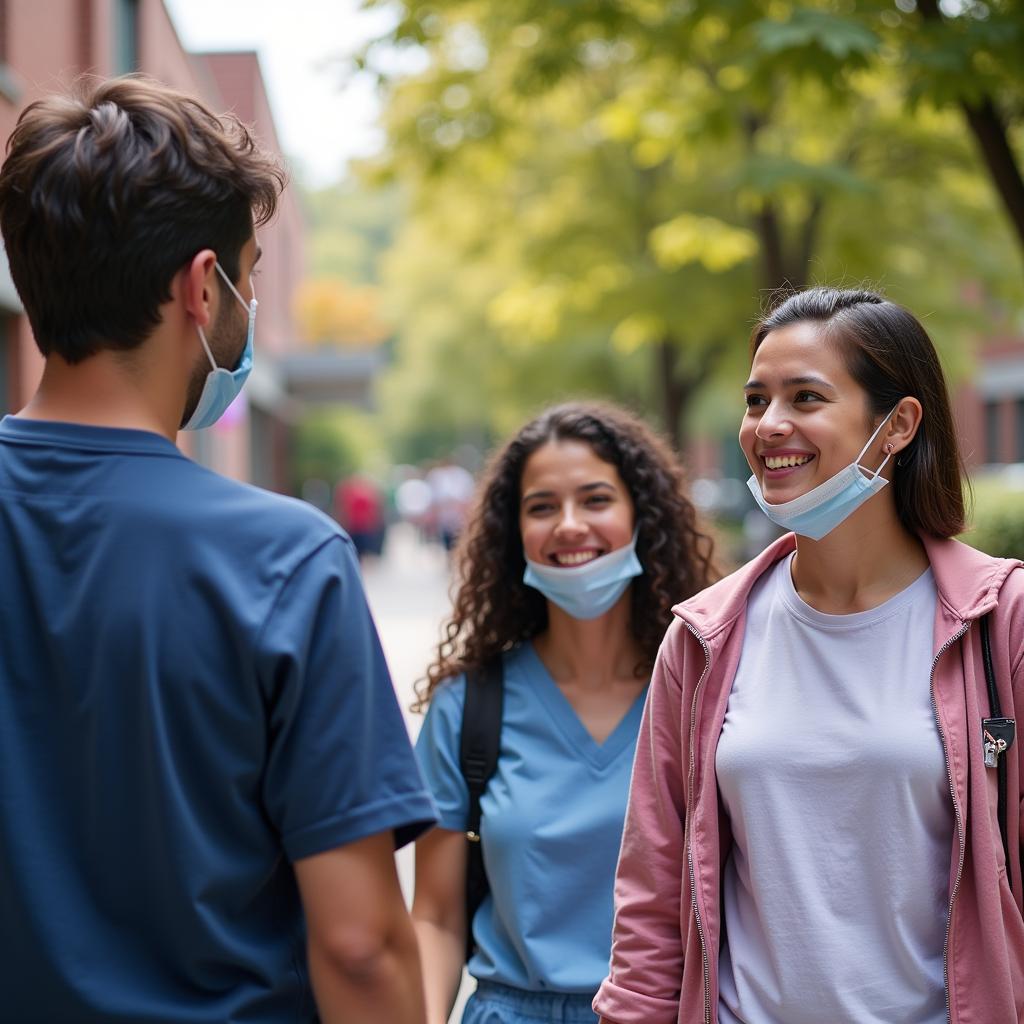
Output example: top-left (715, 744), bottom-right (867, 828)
top-left (340, 0), bottom-right (1024, 456)
top-left (649, 214), bottom-right (759, 273)
top-left (754, 10), bottom-right (880, 61)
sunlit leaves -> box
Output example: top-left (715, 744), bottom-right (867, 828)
top-left (350, 0), bottom-right (1024, 455)
top-left (295, 278), bottom-right (391, 348)
top-left (649, 215), bottom-right (759, 273)
top-left (611, 311), bottom-right (666, 354)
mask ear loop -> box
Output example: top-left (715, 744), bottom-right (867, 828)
top-left (866, 446), bottom-right (894, 481)
top-left (214, 261), bottom-right (251, 307)
top-left (856, 406), bottom-right (899, 481)
top-left (214, 261), bottom-right (259, 325)
top-left (195, 262), bottom-right (252, 373)
top-left (195, 324), bottom-right (218, 372)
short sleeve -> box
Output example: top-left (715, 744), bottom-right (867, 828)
top-left (414, 677), bottom-right (470, 832)
top-left (257, 535), bottom-right (437, 860)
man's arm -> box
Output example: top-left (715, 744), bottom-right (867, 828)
top-left (295, 830), bottom-right (426, 1024)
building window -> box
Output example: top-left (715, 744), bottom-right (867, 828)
top-left (1016, 398), bottom-right (1024, 463)
top-left (984, 400), bottom-right (1002, 464)
top-left (114, 0), bottom-right (140, 74)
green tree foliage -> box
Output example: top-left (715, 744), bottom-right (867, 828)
top-left (291, 406), bottom-right (386, 493)
top-left (359, 0), bottom-right (1023, 450)
top-left (302, 179), bottom-right (403, 282)
top-left (965, 475), bottom-right (1024, 560)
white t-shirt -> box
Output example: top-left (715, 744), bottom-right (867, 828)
top-left (716, 554), bottom-right (952, 1024)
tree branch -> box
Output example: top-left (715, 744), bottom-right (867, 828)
top-left (917, 0), bottom-right (1024, 255)
top-left (960, 98), bottom-right (1024, 254)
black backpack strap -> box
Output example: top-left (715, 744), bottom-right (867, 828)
top-left (980, 612), bottom-right (1017, 884)
top-left (459, 657), bottom-right (504, 961)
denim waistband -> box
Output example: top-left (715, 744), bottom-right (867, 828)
top-left (469, 980), bottom-right (598, 1023)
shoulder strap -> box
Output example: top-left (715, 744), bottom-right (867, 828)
top-left (459, 657), bottom-right (504, 961)
top-left (981, 612), bottom-right (1017, 886)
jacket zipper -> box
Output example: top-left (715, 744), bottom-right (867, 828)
top-left (681, 615), bottom-right (969, 1024)
top-left (930, 620), bottom-right (969, 1024)
top-left (683, 621), bottom-right (713, 1024)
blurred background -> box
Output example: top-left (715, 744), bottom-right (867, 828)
top-left (1, 0), bottom-right (1022, 692)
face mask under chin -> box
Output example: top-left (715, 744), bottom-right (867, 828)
top-left (746, 407), bottom-right (898, 541)
top-left (522, 530), bottom-right (644, 619)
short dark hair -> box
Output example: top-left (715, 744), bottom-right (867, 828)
top-left (0, 75), bottom-right (285, 363)
top-left (415, 401), bottom-right (719, 709)
top-left (752, 287), bottom-right (966, 538)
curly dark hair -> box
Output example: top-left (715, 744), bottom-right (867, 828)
top-left (414, 401), bottom-right (718, 710)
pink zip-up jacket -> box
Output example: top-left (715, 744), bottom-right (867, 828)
top-left (594, 533), bottom-right (1024, 1024)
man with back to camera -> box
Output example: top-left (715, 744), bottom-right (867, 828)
top-left (0, 76), bottom-right (436, 1023)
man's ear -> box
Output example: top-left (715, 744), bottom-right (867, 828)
top-left (182, 249), bottom-right (218, 329)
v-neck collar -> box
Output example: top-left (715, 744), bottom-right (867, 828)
top-left (521, 642), bottom-right (647, 770)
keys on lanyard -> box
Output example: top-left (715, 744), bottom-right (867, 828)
top-left (983, 717), bottom-right (1016, 769)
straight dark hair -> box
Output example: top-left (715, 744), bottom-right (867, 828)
top-left (0, 74), bottom-right (285, 363)
top-left (751, 287), bottom-right (966, 538)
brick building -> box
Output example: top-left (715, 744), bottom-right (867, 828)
top-left (955, 338), bottom-right (1024, 471)
top-left (0, 0), bottom-right (304, 490)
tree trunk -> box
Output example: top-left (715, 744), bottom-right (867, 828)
top-left (917, 0), bottom-right (1024, 258)
top-left (754, 201), bottom-right (789, 293)
top-left (656, 335), bottom-right (687, 449)
top-left (794, 195), bottom-right (824, 289)
top-left (653, 335), bottom-right (728, 450)
top-left (751, 194), bottom-right (824, 294)
top-left (743, 105), bottom-right (822, 293)
top-left (961, 98), bottom-right (1024, 256)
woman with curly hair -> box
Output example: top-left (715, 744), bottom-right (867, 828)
top-left (410, 401), bottom-right (717, 1024)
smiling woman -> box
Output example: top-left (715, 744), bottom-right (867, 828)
top-left (407, 401), bottom-right (717, 1024)
top-left (518, 440), bottom-right (641, 622)
top-left (738, 319), bottom-right (908, 542)
top-left (595, 287), bottom-right (1024, 1024)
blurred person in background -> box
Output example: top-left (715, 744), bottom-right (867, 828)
top-left (595, 288), bottom-right (1024, 1024)
top-left (0, 76), bottom-right (435, 1024)
top-left (335, 473), bottom-right (386, 559)
top-left (396, 473), bottom-right (436, 540)
top-left (410, 401), bottom-right (717, 1024)
top-left (427, 458), bottom-right (476, 553)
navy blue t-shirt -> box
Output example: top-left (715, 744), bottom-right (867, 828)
top-left (0, 417), bottom-right (436, 1023)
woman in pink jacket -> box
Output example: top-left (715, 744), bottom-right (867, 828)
top-left (595, 287), bottom-right (1024, 1024)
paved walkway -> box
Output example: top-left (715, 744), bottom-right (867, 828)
top-left (360, 523), bottom-right (474, 1019)
top-left (362, 522), bottom-right (452, 738)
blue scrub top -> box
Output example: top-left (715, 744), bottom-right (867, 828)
top-left (416, 643), bottom-right (646, 994)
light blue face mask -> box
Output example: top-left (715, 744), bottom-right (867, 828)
top-left (746, 406), bottom-right (898, 541)
top-left (523, 530), bottom-right (643, 620)
top-left (182, 262), bottom-right (257, 431)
